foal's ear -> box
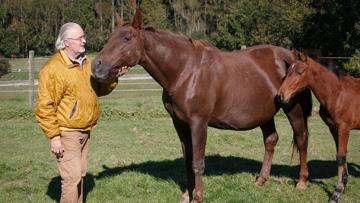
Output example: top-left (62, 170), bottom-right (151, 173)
top-left (132, 8), bottom-right (143, 29)
top-left (292, 49), bottom-right (299, 59)
top-left (114, 12), bottom-right (124, 27)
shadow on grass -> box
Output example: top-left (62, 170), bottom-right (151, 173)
top-left (46, 173), bottom-right (95, 203)
top-left (94, 154), bottom-right (360, 192)
top-left (46, 155), bottom-right (359, 200)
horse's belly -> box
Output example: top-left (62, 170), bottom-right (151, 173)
top-left (209, 105), bottom-right (277, 130)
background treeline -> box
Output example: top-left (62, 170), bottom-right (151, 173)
top-left (0, 0), bottom-right (359, 64)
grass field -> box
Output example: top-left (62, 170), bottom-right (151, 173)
top-left (1, 93), bottom-right (360, 203)
top-left (0, 66), bottom-right (359, 202)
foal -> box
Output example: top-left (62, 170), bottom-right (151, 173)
top-left (278, 51), bottom-right (359, 202)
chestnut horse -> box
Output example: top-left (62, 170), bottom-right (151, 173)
top-left (278, 51), bottom-right (358, 202)
top-left (92, 9), bottom-right (312, 203)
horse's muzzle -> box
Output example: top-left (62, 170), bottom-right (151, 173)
top-left (91, 59), bottom-right (111, 82)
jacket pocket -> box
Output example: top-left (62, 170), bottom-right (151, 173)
top-left (69, 101), bottom-right (78, 119)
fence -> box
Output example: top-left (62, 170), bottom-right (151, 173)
top-left (0, 51), bottom-right (354, 108)
top-left (0, 51), bottom-right (161, 108)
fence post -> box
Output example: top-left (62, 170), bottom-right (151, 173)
top-left (28, 50), bottom-right (35, 109)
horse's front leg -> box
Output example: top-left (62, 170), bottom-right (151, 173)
top-left (256, 118), bottom-right (279, 186)
top-left (172, 118), bottom-right (194, 203)
top-left (329, 126), bottom-right (350, 203)
top-left (189, 117), bottom-right (208, 203)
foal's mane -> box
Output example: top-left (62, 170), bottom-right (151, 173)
top-left (314, 58), bottom-right (354, 79)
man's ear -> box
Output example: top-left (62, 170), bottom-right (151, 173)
top-left (63, 39), bottom-right (70, 48)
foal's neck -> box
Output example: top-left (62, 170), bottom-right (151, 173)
top-left (308, 60), bottom-right (342, 107)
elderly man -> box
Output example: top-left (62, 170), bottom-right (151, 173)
top-left (35, 22), bottom-right (128, 203)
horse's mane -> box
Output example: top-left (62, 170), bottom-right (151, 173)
top-left (190, 38), bottom-right (216, 49)
top-left (312, 57), bottom-right (355, 79)
top-left (144, 26), bottom-right (215, 49)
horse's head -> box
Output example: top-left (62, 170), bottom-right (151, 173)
top-left (278, 50), bottom-right (311, 103)
top-left (92, 9), bottom-right (144, 82)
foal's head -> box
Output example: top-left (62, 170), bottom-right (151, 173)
top-left (92, 9), bottom-right (144, 82)
top-left (278, 50), bottom-right (311, 103)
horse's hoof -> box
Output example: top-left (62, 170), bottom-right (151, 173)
top-left (329, 199), bottom-right (337, 203)
top-left (255, 181), bottom-right (263, 187)
top-left (255, 177), bottom-right (266, 187)
top-left (329, 194), bottom-right (339, 203)
top-left (179, 193), bottom-right (190, 203)
top-left (296, 182), bottom-right (307, 189)
top-left (179, 196), bottom-right (190, 203)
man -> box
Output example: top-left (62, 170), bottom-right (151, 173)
top-left (35, 22), bottom-right (128, 203)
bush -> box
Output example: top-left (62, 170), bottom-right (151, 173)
top-left (0, 59), bottom-right (11, 77)
top-left (344, 49), bottom-right (360, 77)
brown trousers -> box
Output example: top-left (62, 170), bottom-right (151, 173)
top-left (58, 131), bottom-right (90, 203)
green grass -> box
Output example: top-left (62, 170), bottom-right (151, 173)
top-left (0, 91), bottom-right (359, 203)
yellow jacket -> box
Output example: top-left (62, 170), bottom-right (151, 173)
top-left (35, 50), bottom-right (117, 139)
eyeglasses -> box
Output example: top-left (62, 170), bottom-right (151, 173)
top-left (67, 36), bottom-right (86, 42)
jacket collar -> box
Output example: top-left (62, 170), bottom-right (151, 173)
top-left (59, 50), bottom-right (88, 69)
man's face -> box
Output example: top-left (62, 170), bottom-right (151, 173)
top-left (64, 27), bottom-right (86, 57)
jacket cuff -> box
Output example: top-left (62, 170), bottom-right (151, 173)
top-left (50, 135), bottom-right (61, 140)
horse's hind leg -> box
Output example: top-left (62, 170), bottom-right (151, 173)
top-left (256, 118), bottom-right (279, 186)
top-left (172, 118), bottom-right (194, 203)
top-left (319, 106), bottom-right (350, 202)
top-left (284, 103), bottom-right (309, 189)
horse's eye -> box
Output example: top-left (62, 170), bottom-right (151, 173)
top-left (124, 36), bottom-right (132, 42)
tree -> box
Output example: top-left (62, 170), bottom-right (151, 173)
top-left (211, 0), bottom-right (312, 50)
top-left (296, 0), bottom-right (360, 57)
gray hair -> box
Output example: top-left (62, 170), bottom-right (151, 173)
top-left (55, 22), bottom-right (83, 50)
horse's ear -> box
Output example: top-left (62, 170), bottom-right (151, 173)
top-left (114, 12), bottom-right (124, 27)
top-left (292, 49), bottom-right (301, 60)
top-left (292, 49), bottom-right (298, 58)
top-left (299, 52), bottom-right (308, 62)
top-left (132, 8), bottom-right (143, 29)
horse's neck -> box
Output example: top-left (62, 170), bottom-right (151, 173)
top-left (140, 30), bottom-right (193, 89)
top-left (309, 60), bottom-right (341, 107)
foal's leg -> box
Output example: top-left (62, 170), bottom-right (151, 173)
top-left (319, 106), bottom-right (339, 151)
top-left (256, 118), bottom-right (279, 186)
top-left (172, 118), bottom-right (194, 203)
top-left (285, 103), bottom-right (310, 189)
top-left (319, 107), bottom-right (350, 202)
top-left (330, 126), bottom-right (350, 203)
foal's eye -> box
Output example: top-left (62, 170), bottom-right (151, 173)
top-left (296, 68), bottom-right (305, 75)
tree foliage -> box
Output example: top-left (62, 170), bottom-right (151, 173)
top-left (0, 0), bottom-right (359, 58)
top-left (344, 49), bottom-right (360, 76)
top-left (0, 59), bottom-right (11, 77)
